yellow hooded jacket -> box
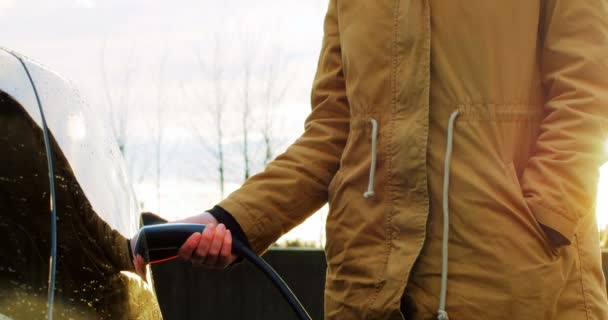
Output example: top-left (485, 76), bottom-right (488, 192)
top-left (219, 1), bottom-right (608, 319)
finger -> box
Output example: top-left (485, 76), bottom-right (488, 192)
top-left (134, 255), bottom-right (143, 275)
top-left (133, 256), bottom-right (141, 276)
top-left (216, 229), bottom-right (233, 268)
top-left (193, 223), bottom-right (215, 261)
top-left (178, 232), bottom-right (202, 260)
top-left (205, 224), bottom-right (226, 267)
top-left (220, 229), bottom-right (233, 258)
top-left (134, 255), bottom-right (147, 281)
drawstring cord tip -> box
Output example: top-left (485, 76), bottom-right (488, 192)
top-left (363, 118), bottom-right (379, 199)
top-left (437, 310), bottom-right (449, 320)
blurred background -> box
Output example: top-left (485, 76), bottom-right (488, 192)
top-left (2, 0), bottom-right (607, 248)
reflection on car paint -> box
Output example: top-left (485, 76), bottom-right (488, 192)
top-left (0, 48), bottom-right (139, 238)
top-left (0, 77), bottom-right (161, 317)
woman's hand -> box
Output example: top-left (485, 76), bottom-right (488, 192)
top-left (178, 222), bottom-right (238, 269)
top-left (130, 212), bottom-right (238, 280)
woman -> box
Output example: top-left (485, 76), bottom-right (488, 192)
top-left (135, 1), bottom-right (608, 319)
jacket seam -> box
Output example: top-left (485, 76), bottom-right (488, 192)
top-left (453, 104), bottom-right (543, 121)
top-left (455, 100), bottom-right (543, 106)
top-left (575, 235), bottom-right (592, 319)
top-left (414, 0), bottom-right (433, 295)
top-left (454, 102), bottom-right (543, 111)
top-left (364, 0), bottom-right (401, 317)
top-left (405, 0), bottom-right (434, 314)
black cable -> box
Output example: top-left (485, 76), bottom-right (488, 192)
top-left (232, 239), bottom-right (312, 320)
top-left (136, 223), bottom-right (313, 320)
top-left (9, 51), bottom-right (58, 320)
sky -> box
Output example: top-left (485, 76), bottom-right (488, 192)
top-left (2, 0), bottom-right (607, 245)
top-left (2, 0), bottom-right (331, 245)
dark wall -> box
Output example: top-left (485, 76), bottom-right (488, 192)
top-left (151, 249), bottom-right (326, 320)
top-left (152, 249), bottom-right (608, 320)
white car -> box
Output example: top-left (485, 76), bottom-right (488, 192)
top-left (0, 48), bottom-right (162, 319)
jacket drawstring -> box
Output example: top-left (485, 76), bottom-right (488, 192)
top-left (437, 111), bottom-right (460, 320)
top-left (364, 119), bottom-right (379, 199)
top-left (363, 112), bottom-right (458, 319)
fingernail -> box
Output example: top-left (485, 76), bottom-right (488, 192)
top-left (203, 225), bottom-right (213, 234)
top-left (218, 224), bottom-right (225, 231)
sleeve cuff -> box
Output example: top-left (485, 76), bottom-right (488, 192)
top-left (207, 205), bottom-right (252, 265)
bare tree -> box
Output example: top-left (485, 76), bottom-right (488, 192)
top-left (99, 42), bottom-right (155, 187)
top-left (260, 48), bottom-right (291, 165)
top-left (188, 39), bottom-right (228, 199)
top-left (100, 42), bottom-right (137, 154)
top-left (241, 46), bottom-right (254, 181)
top-left (143, 51), bottom-right (186, 214)
top-left (153, 52), bottom-right (169, 213)
top-left (211, 41), bottom-right (227, 199)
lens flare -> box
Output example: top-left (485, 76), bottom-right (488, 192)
top-left (597, 162), bottom-right (608, 232)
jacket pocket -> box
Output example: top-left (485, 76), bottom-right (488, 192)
top-left (503, 162), bottom-right (559, 258)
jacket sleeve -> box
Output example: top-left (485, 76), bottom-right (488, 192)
top-left (217, 0), bottom-right (350, 254)
top-left (521, 0), bottom-right (608, 246)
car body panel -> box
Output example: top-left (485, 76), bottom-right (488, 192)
top-left (0, 48), bottom-right (138, 237)
top-left (0, 48), bottom-right (161, 319)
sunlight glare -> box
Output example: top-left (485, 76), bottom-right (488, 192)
top-left (597, 143), bottom-right (608, 231)
top-left (67, 112), bottom-right (86, 141)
